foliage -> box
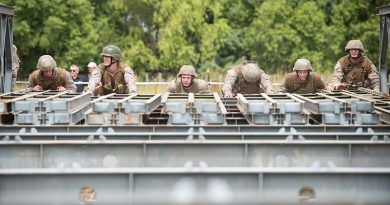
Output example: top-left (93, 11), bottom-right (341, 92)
top-left (5, 0), bottom-right (387, 80)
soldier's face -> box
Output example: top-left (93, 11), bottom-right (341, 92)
top-left (103, 56), bottom-right (112, 66)
top-left (181, 75), bottom-right (193, 87)
top-left (42, 69), bottom-right (54, 78)
top-left (297, 70), bottom-right (309, 81)
top-left (349, 49), bottom-right (360, 58)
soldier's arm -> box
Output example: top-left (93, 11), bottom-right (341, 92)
top-left (198, 79), bottom-right (211, 94)
top-left (222, 69), bottom-right (237, 97)
top-left (87, 68), bottom-right (102, 93)
top-left (278, 78), bottom-right (288, 94)
top-left (166, 80), bottom-right (176, 93)
top-left (260, 73), bottom-right (274, 94)
top-left (27, 73), bottom-right (35, 88)
top-left (330, 62), bottom-right (345, 90)
top-left (368, 64), bottom-right (380, 92)
top-left (124, 67), bottom-right (137, 93)
top-left (63, 72), bottom-right (77, 92)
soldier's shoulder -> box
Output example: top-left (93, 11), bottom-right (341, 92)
top-left (167, 80), bottom-right (176, 90)
top-left (30, 70), bottom-right (40, 78)
top-left (195, 79), bottom-right (208, 89)
top-left (227, 68), bottom-right (238, 77)
top-left (285, 72), bottom-right (295, 79)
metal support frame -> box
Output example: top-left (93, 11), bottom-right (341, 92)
top-left (0, 4), bottom-right (13, 93)
top-left (379, 5), bottom-right (390, 93)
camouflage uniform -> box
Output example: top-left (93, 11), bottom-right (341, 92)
top-left (87, 45), bottom-right (137, 95)
top-left (167, 78), bottom-right (210, 94)
top-left (222, 62), bottom-right (273, 96)
top-left (166, 65), bottom-right (210, 94)
top-left (279, 59), bottom-right (327, 94)
top-left (28, 55), bottom-right (76, 92)
top-left (12, 45), bottom-right (20, 89)
top-left (331, 40), bottom-right (380, 91)
top-left (88, 63), bottom-right (137, 95)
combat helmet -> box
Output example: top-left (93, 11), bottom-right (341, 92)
top-left (241, 61), bottom-right (261, 83)
top-left (345, 40), bottom-right (364, 52)
top-left (293, 59), bottom-right (312, 71)
top-left (177, 65), bottom-right (197, 78)
top-left (101, 45), bottom-right (121, 61)
top-left (36, 55), bottom-right (57, 71)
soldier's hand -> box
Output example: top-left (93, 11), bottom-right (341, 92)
top-left (113, 84), bottom-right (125, 93)
top-left (224, 91), bottom-right (234, 98)
top-left (335, 83), bottom-right (348, 90)
top-left (32, 85), bottom-right (42, 92)
top-left (326, 85), bottom-right (334, 92)
top-left (57, 86), bottom-right (66, 92)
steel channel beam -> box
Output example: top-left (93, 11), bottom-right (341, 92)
top-left (13, 91), bottom-right (67, 112)
top-left (44, 92), bottom-right (91, 112)
top-left (123, 94), bottom-right (161, 113)
top-left (0, 141), bottom-right (389, 169)
top-left (0, 125), bottom-right (389, 140)
top-left (0, 168), bottom-right (389, 205)
top-left (0, 91), bottom-right (44, 113)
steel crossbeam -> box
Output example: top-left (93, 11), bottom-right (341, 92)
top-left (0, 167), bottom-right (389, 205)
top-left (339, 90), bottom-right (390, 124)
top-left (294, 93), bottom-right (380, 125)
top-left (12, 91), bottom-right (91, 125)
top-left (0, 140), bottom-right (389, 169)
top-left (237, 93), bottom-right (308, 125)
top-left (163, 93), bottom-right (227, 125)
top-left (86, 94), bottom-right (162, 125)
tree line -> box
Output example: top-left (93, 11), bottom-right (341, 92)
top-left (6, 0), bottom-right (388, 81)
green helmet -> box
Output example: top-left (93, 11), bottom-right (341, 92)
top-left (101, 45), bottom-right (121, 61)
top-left (177, 65), bottom-right (197, 78)
top-left (36, 55), bottom-right (57, 71)
top-left (293, 58), bottom-right (312, 71)
top-left (345, 40), bottom-right (364, 52)
top-left (241, 62), bottom-right (261, 83)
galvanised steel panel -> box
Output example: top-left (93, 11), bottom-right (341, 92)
top-left (248, 144), bottom-right (351, 168)
top-left (0, 174), bottom-right (130, 205)
top-left (145, 144), bottom-right (245, 167)
top-left (43, 144), bottom-right (144, 168)
top-left (133, 173), bottom-right (258, 196)
top-left (0, 168), bottom-right (388, 204)
top-left (0, 145), bottom-right (41, 168)
top-left (263, 173), bottom-right (390, 202)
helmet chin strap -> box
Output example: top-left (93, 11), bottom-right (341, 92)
top-left (106, 57), bottom-right (117, 67)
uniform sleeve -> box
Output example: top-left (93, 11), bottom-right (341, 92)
top-left (222, 69), bottom-right (237, 95)
top-left (331, 61), bottom-right (343, 88)
top-left (124, 67), bottom-right (137, 93)
top-left (87, 68), bottom-right (101, 93)
top-left (166, 80), bottom-right (176, 93)
top-left (260, 72), bottom-right (274, 94)
top-left (278, 78), bottom-right (288, 94)
top-left (28, 72), bottom-right (36, 89)
top-left (368, 64), bottom-right (380, 92)
top-left (63, 71), bottom-right (77, 92)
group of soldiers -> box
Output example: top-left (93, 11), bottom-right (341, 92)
top-left (26, 39), bottom-right (380, 96)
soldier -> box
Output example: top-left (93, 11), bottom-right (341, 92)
top-left (279, 59), bottom-right (327, 94)
top-left (329, 40), bottom-right (380, 91)
top-left (28, 55), bottom-right (76, 92)
top-left (166, 65), bottom-right (210, 94)
top-left (87, 45), bottom-right (137, 95)
top-left (12, 44), bottom-right (21, 89)
top-left (222, 61), bottom-right (273, 97)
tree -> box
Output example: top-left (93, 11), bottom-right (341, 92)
top-left (7, 0), bottom-right (99, 78)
